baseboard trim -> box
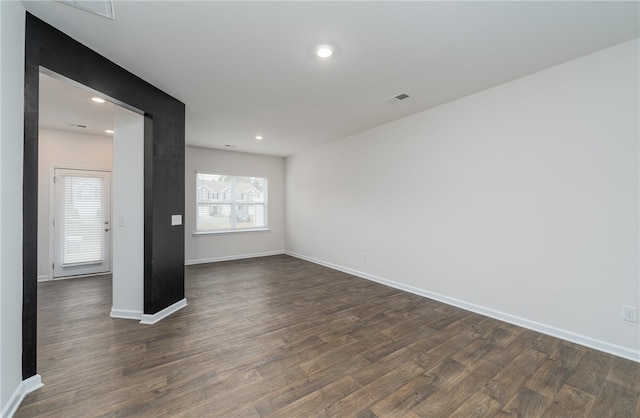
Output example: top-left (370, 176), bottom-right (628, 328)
top-left (37, 275), bottom-right (49, 282)
top-left (2, 374), bottom-right (43, 418)
top-left (286, 251), bottom-right (640, 363)
top-left (140, 298), bottom-right (187, 325)
top-left (185, 250), bottom-right (285, 266)
top-left (110, 308), bottom-right (143, 320)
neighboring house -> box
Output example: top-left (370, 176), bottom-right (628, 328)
top-left (197, 180), bottom-right (264, 220)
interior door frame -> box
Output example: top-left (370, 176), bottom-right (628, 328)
top-left (50, 166), bottom-right (112, 280)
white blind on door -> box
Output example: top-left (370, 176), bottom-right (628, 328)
top-left (62, 175), bottom-right (103, 265)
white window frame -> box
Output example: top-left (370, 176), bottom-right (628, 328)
top-left (195, 172), bottom-right (269, 234)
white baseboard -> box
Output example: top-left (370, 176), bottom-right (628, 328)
top-left (185, 250), bottom-right (285, 266)
top-left (286, 251), bottom-right (640, 363)
top-left (2, 374), bottom-right (43, 418)
top-left (140, 298), bottom-right (187, 325)
top-left (37, 275), bottom-right (49, 282)
top-left (110, 308), bottom-right (143, 320)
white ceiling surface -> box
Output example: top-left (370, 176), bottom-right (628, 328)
top-left (39, 72), bottom-right (114, 137)
top-left (25, 1), bottom-right (640, 157)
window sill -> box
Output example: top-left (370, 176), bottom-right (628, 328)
top-left (193, 228), bottom-right (270, 236)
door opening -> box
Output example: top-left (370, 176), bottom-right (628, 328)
top-left (37, 68), bottom-right (145, 316)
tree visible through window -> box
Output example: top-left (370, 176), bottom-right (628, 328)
top-left (196, 173), bottom-right (267, 232)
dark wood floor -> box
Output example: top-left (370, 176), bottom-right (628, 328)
top-left (16, 255), bottom-right (640, 417)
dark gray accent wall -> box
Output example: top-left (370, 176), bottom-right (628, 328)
top-left (23, 13), bottom-right (185, 379)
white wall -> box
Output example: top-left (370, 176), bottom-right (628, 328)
top-left (0, 1), bottom-right (26, 415)
top-left (37, 129), bottom-right (113, 280)
top-left (286, 39), bottom-right (640, 361)
top-left (185, 146), bottom-right (285, 264)
top-left (111, 107), bottom-right (144, 319)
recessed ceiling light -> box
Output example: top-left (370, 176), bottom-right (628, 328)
top-left (105, 129), bottom-right (114, 134)
top-left (92, 97), bottom-right (105, 103)
top-left (255, 136), bottom-right (263, 140)
top-left (316, 44), bottom-right (334, 59)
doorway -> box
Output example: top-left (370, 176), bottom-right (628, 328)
top-left (37, 67), bottom-right (147, 323)
top-left (38, 68), bottom-right (146, 315)
top-left (38, 71), bottom-right (115, 282)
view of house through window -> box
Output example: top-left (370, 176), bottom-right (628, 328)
top-left (196, 173), bottom-right (267, 232)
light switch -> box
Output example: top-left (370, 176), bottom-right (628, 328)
top-left (171, 214), bottom-right (182, 226)
top-left (118, 215), bottom-right (125, 227)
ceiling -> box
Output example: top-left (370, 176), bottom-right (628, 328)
top-left (39, 71), bottom-right (114, 138)
top-left (25, 1), bottom-right (640, 157)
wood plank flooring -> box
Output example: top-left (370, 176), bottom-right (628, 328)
top-left (16, 255), bottom-right (640, 417)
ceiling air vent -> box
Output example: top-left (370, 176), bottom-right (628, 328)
top-left (384, 93), bottom-right (410, 104)
top-left (65, 122), bottom-right (87, 128)
top-left (56, 0), bottom-right (115, 19)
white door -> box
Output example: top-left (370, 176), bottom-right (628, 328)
top-left (53, 169), bottom-right (111, 278)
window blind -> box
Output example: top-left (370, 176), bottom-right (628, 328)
top-left (62, 175), bottom-right (104, 265)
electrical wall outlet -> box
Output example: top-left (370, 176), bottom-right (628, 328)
top-left (362, 253), bottom-right (368, 262)
top-left (622, 305), bottom-right (637, 323)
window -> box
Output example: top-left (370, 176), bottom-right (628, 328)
top-left (196, 173), bottom-right (267, 232)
